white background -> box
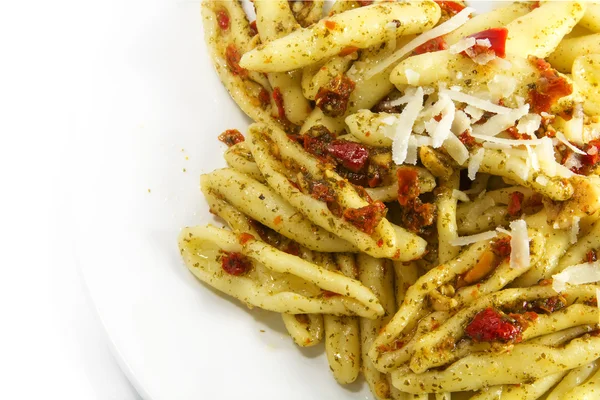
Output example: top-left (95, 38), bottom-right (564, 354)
top-left (1, 0), bottom-right (145, 398)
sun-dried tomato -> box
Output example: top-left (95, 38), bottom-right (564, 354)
top-left (310, 180), bottom-right (336, 203)
top-left (218, 129), bottom-right (245, 146)
top-left (525, 193), bottom-right (543, 209)
top-left (304, 135), bottom-right (331, 160)
top-left (343, 201), bottom-right (387, 235)
top-left (249, 20), bottom-right (258, 36)
top-left (465, 308), bottom-right (522, 343)
top-left (587, 249), bottom-right (598, 263)
top-left (221, 252), bottom-right (252, 276)
top-left (326, 140), bottom-right (369, 172)
top-left (225, 44), bottom-right (248, 78)
top-left (463, 28), bottom-right (508, 59)
top-left (492, 237), bottom-right (511, 259)
top-left (582, 140), bottom-right (600, 166)
top-left (508, 311), bottom-right (538, 331)
top-left (507, 191), bottom-right (525, 217)
top-left (435, 1), bottom-right (465, 14)
top-left (284, 241), bottom-right (300, 256)
top-left (397, 167), bottom-right (420, 206)
top-left (458, 131), bottom-right (477, 149)
top-left (216, 8), bottom-right (230, 30)
top-left (272, 87), bottom-right (286, 120)
top-left (258, 87), bottom-right (270, 108)
top-left (525, 296), bottom-right (567, 314)
top-left (528, 56), bottom-right (573, 114)
top-left (400, 200), bottom-right (436, 233)
top-left (315, 74), bottom-right (356, 117)
top-left (414, 36), bottom-right (447, 55)
top-left (239, 232), bottom-right (255, 245)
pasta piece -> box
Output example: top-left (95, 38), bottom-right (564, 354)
top-left (202, 0), bottom-right (281, 126)
top-left (555, 220), bottom-right (600, 274)
top-left (239, 2), bottom-right (441, 72)
top-left (281, 313), bottom-right (323, 347)
top-left (301, 55), bottom-right (354, 101)
top-left (366, 166), bottom-right (436, 203)
top-left (579, 2), bottom-right (600, 32)
top-left (201, 168), bottom-right (356, 252)
top-left (562, 366), bottom-right (600, 399)
top-left (345, 109), bottom-right (396, 148)
top-left (393, 261), bottom-right (419, 310)
top-left (254, 0), bottom-right (312, 125)
top-left (223, 142), bottom-right (264, 182)
top-left (504, 1), bottom-right (587, 59)
top-left (179, 225), bottom-right (384, 318)
top-left (469, 372), bottom-right (567, 400)
top-left (437, 172), bottom-right (460, 264)
top-left (391, 334), bottom-right (600, 393)
top-left (299, 107), bottom-right (345, 135)
top-left (322, 253), bottom-right (361, 384)
top-left (444, 2), bottom-right (531, 45)
top-left (358, 254), bottom-right (396, 400)
top-left (247, 122), bottom-right (427, 259)
top-left (289, 0), bottom-right (324, 28)
top-left (573, 54), bottom-right (600, 116)
top-left (546, 359), bottom-right (599, 400)
top-left (548, 33), bottom-right (600, 73)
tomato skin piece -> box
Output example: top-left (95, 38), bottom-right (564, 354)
top-left (315, 74), bottom-right (356, 117)
top-left (465, 27), bottom-right (508, 58)
top-left (218, 129), bottom-right (244, 147)
top-left (225, 44), bottom-right (248, 78)
top-left (221, 252), bottom-right (252, 276)
top-left (326, 140), bottom-right (369, 173)
top-left (507, 191), bottom-right (525, 217)
top-left (528, 56), bottom-right (573, 114)
top-left (343, 201), bottom-right (387, 235)
top-left (414, 36), bottom-right (447, 55)
top-left (216, 9), bottom-right (230, 30)
top-left (465, 308), bottom-right (522, 343)
top-left (435, 1), bottom-right (465, 15)
top-left (396, 168), bottom-right (419, 206)
top-left (272, 87), bottom-right (286, 120)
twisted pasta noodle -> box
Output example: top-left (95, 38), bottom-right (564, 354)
top-left (289, 0), bottom-right (324, 28)
top-left (281, 313), bottom-right (324, 347)
top-left (366, 166), bottom-right (436, 203)
top-left (301, 55), bottom-right (354, 101)
top-left (561, 363), bottom-right (600, 399)
top-left (239, 2), bottom-right (440, 73)
top-left (223, 142), bottom-right (264, 182)
top-left (202, 1), bottom-right (280, 126)
top-left (254, 0), bottom-right (311, 125)
top-left (548, 33), bottom-right (600, 74)
top-left (201, 168), bottom-right (356, 252)
top-left (436, 172), bottom-right (460, 264)
top-left (391, 334), bottom-right (600, 393)
top-left (247, 122), bottom-right (427, 260)
top-left (358, 254), bottom-right (397, 400)
top-left (556, 219), bottom-right (600, 275)
top-left (547, 359), bottom-right (600, 400)
top-left (579, 2), bottom-right (600, 32)
top-left (573, 54), bottom-right (600, 116)
top-left (179, 225), bottom-right (384, 317)
top-left (322, 253), bottom-right (361, 384)
top-left (469, 372), bottom-right (567, 400)
top-left (369, 241), bottom-right (490, 365)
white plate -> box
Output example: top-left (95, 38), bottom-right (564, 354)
top-left (72, 1), bottom-right (493, 399)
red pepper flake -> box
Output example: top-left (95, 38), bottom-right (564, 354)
top-left (216, 8), bottom-right (230, 30)
top-left (492, 237), bottom-right (511, 259)
top-left (587, 249), bottom-right (598, 263)
top-left (463, 28), bottom-right (508, 59)
top-left (414, 36), bottom-right (447, 55)
top-left (218, 129), bottom-right (245, 147)
top-left (258, 87), bottom-right (271, 109)
top-left (315, 74), bottom-right (356, 117)
top-left (273, 215), bottom-right (283, 225)
top-left (458, 131), bottom-right (477, 148)
top-left (343, 201), bottom-right (388, 235)
top-left (221, 252), bottom-right (252, 276)
top-left (324, 20), bottom-right (337, 30)
top-left (507, 191), bottom-right (525, 217)
top-left (249, 20), bottom-right (258, 36)
top-left (465, 308), bottom-right (522, 343)
top-left (239, 232), bottom-right (255, 245)
top-left (225, 44), bottom-right (248, 78)
top-left (377, 238), bottom-right (384, 247)
top-left (582, 140), bottom-right (600, 166)
top-left (339, 46), bottom-right (359, 57)
top-left (397, 167), bottom-right (420, 206)
top-left (528, 56), bottom-right (573, 114)
top-left (272, 87), bottom-right (286, 119)
top-left (435, 1), bottom-right (466, 15)
top-left (326, 140), bottom-right (369, 172)
top-left (322, 290), bottom-right (340, 298)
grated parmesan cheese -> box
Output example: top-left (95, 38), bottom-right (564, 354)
top-left (496, 227), bottom-right (511, 236)
top-left (450, 230), bottom-right (497, 247)
top-left (464, 105), bottom-right (485, 123)
top-left (429, 95), bottom-right (455, 148)
top-left (471, 133), bottom-right (546, 147)
top-left (509, 219), bottom-right (529, 269)
top-left (556, 131), bottom-right (587, 155)
top-left (405, 69), bottom-right (420, 85)
top-left (570, 216), bottom-right (580, 244)
top-left (364, 7), bottom-right (475, 79)
top-left (443, 133), bottom-right (470, 165)
top-left (535, 175), bottom-right (549, 187)
top-left (449, 37), bottom-right (476, 54)
top-left (452, 189), bottom-right (470, 202)
top-left (472, 105), bottom-right (530, 137)
top-left (468, 148), bottom-right (485, 180)
top-left (487, 75), bottom-right (517, 100)
top-left (552, 261), bottom-right (600, 293)
top-left (392, 87), bottom-right (424, 165)
top-left (517, 114), bottom-right (542, 136)
top-left (440, 89), bottom-right (511, 115)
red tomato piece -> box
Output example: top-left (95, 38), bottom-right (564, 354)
top-left (414, 36), bottom-right (447, 55)
top-left (221, 252), bottom-right (252, 276)
top-left (507, 191), bottom-right (525, 217)
top-left (465, 308), bottom-right (522, 342)
top-left (343, 201), bottom-right (387, 235)
top-left (326, 140), bottom-right (369, 172)
top-left (218, 129), bottom-right (244, 147)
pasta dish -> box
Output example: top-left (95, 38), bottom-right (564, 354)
top-left (179, 1), bottom-right (600, 398)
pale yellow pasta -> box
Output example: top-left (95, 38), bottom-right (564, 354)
top-left (239, 2), bottom-right (441, 73)
top-left (573, 54), bottom-right (600, 116)
top-left (223, 142), bottom-right (264, 182)
top-left (281, 313), bottom-right (324, 347)
top-left (358, 254), bottom-right (397, 400)
top-left (521, 304), bottom-right (600, 342)
top-left (470, 372), bottom-right (567, 400)
top-left (345, 109), bottom-right (395, 148)
top-left (504, 1), bottom-right (587, 59)
top-left (301, 55), bottom-right (354, 100)
top-left (393, 261), bottom-right (419, 309)
top-left (437, 172), bottom-right (460, 264)
top-left (366, 166), bottom-right (436, 203)
top-left (392, 334), bottom-right (600, 393)
top-left (579, 2), bottom-right (600, 32)
top-left (444, 2), bottom-right (531, 45)
top-left (547, 360), bottom-right (600, 400)
top-left (201, 168), bottom-right (356, 252)
top-left (299, 107), bottom-right (345, 135)
top-left (563, 366), bottom-right (600, 399)
top-left (202, 1), bottom-right (279, 126)
top-left (180, 225), bottom-right (384, 317)
top-left (548, 33), bottom-right (600, 73)
top-left (556, 219), bottom-right (600, 274)
top-left (254, 0), bottom-right (311, 125)
top-left (247, 122), bottom-right (427, 260)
